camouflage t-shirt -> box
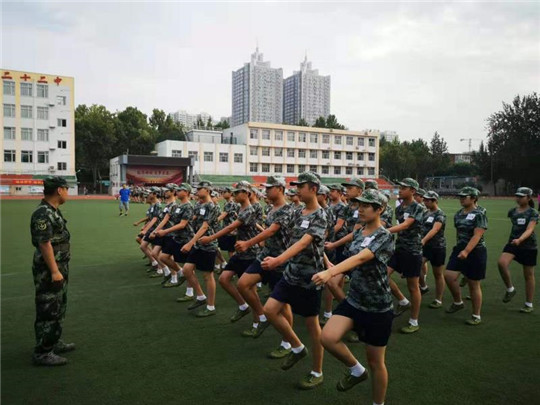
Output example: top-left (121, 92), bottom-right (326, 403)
top-left (283, 207), bottom-right (327, 289)
top-left (235, 205), bottom-right (261, 260)
top-left (193, 202), bottom-right (219, 252)
top-left (381, 205), bottom-right (394, 228)
top-left (158, 201), bottom-right (178, 229)
top-left (395, 201), bottom-right (424, 254)
top-left (331, 201), bottom-right (347, 240)
top-left (223, 200), bottom-right (240, 228)
top-left (258, 203), bottom-right (293, 272)
top-left (422, 208), bottom-right (446, 249)
top-left (507, 207), bottom-right (539, 249)
top-left (169, 202), bottom-right (194, 245)
top-left (31, 200), bottom-right (71, 265)
top-left (346, 226), bottom-right (394, 313)
top-left (148, 203), bottom-right (163, 231)
top-left (453, 207), bottom-right (488, 248)
top-left (343, 201), bottom-right (361, 234)
top-left (263, 203), bottom-right (273, 218)
top-left (251, 202), bottom-right (264, 226)
top-left (323, 205), bottom-right (336, 242)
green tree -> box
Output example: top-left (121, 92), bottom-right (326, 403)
top-left (196, 116), bottom-right (205, 128)
top-left (297, 118), bottom-right (309, 127)
top-left (149, 109), bottom-right (185, 142)
top-left (325, 114), bottom-right (346, 129)
top-left (114, 107), bottom-right (156, 156)
top-left (313, 116), bottom-right (327, 128)
top-left (429, 131), bottom-right (451, 175)
top-left (214, 119), bottom-right (230, 130)
top-left (206, 116), bottom-right (213, 128)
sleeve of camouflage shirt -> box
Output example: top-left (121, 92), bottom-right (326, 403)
top-left (367, 229), bottom-right (394, 262)
top-left (306, 209), bottom-right (327, 244)
top-left (411, 203), bottom-right (425, 223)
top-left (31, 208), bottom-right (54, 245)
top-left (474, 209), bottom-right (488, 230)
top-left (435, 209), bottom-right (446, 225)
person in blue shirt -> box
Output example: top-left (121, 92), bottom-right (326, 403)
top-left (119, 184), bottom-right (131, 216)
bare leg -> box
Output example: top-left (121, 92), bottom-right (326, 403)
top-left (445, 270), bottom-right (462, 303)
top-left (218, 270), bottom-right (246, 306)
top-left (388, 268), bottom-right (406, 301)
top-left (419, 260), bottom-right (428, 289)
top-left (182, 263), bottom-right (204, 297)
top-left (498, 253), bottom-right (515, 289)
top-left (238, 273), bottom-right (264, 317)
top-left (305, 316), bottom-right (323, 373)
top-left (264, 298), bottom-right (302, 348)
top-left (407, 277), bottom-right (421, 320)
top-left (203, 271), bottom-right (216, 307)
top-left (320, 315), bottom-right (355, 366)
top-left (524, 266), bottom-right (535, 303)
top-left (366, 345), bottom-right (388, 405)
top-left (433, 265), bottom-right (446, 302)
top-left (468, 279), bottom-right (482, 316)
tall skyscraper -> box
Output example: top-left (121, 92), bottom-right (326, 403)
top-left (231, 48), bottom-right (283, 127)
top-left (283, 56), bottom-right (331, 126)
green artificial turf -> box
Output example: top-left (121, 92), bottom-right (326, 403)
top-left (1, 198), bottom-right (539, 404)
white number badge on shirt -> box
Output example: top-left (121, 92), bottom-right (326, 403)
top-left (175, 208), bottom-right (181, 214)
top-left (300, 220), bottom-right (310, 229)
top-left (353, 210), bottom-right (359, 218)
top-left (517, 218), bottom-right (526, 225)
top-left (200, 208), bottom-right (206, 215)
top-left (361, 236), bottom-right (374, 248)
top-left (403, 213), bottom-right (410, 220)
top-left (466, 213), bottom-right (476, 220)
top-left (426, 216), bottom-right (434, 224)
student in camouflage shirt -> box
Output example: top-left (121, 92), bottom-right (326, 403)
top-left (498, 187), bottom-right (539, 313)
top-left (312, 189), bottom-right (394, 402)
top-left (328, 185), bottom-right (347, 248)
top-left (217, 187), bottom-right (240, 256)
top-left (262, 172), bottom-right (327, 390)
top-left (380, 190), bottom-right (394, 228)
top-left (386, 178), bottom-right (425, 334)
top-left (30, 177), bottom-right (74, 366)
top-left (420, 191), bottom-right (447, 308)
top-left (444, 187), bottom-right (488, 325)
top-left (139, 188), bottom-right (165, 274)
top-left (414, 188), bottom-right (428, 213)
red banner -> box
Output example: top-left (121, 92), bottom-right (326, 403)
top-left (126, 165), bottom-right (184, 185)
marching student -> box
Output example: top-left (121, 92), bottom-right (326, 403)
top-left (498, 187), bottom-right (538, 313)
top-left (312, 189), bottom-right (394, 403)
top-left (287, 189), bottom-right (304, 211)
top-left (444, 187), bottom-right (488, 325)
top-left (380, 190), bottom-right (394, 228)
top-left (139, 188), bottom-right (165, 275)
top-left (216, 187), bottom-right (240, 262)
top-left (414, 188), bottom-right (427, 212)
top-left (328, 185), bottom-right (347, 262)
top-left (262, 172), bottom-right (328, 390)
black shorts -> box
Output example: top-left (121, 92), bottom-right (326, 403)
top-left (447, 246), bottom-right (487, 281)
top-left (423, 246), bottom-right (446, 267)
top-left (270, 278), bottom-right (322, 317)
top-left (244, 259), bottom-right (283, 290)
top-left (143, 230), bottom-right (164, 246)
top-left (388, 249), bottom-right (423, 278)
top-left (218, 235), bottom-right (236, 252)
top-left (334, 245), bottom-right (347, 264)
top-left (161, 238), bottom-right (189, 263)
top-left (333, 299), bottom-right (393, 347)
top-left (185, 248), bottom-right (217, 272)
top-left (223, 255), bottom-right (255, 277)
top-left (503, 244), bottom-right (537, 267)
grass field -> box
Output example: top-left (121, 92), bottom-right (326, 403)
top-left (2, 198), bottom-right (539, 405)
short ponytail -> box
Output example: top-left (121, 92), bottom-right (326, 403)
top-left (528, 197), bottom-right (534, 208)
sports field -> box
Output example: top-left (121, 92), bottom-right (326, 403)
top-left (1, 198), bottom-right (539, 405)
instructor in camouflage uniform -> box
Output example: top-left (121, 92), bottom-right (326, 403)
top-left (30, 176), bottom-right (74, 366)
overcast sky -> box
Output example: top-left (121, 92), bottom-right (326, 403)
top-left (3, 1), bottom-right (539, 152)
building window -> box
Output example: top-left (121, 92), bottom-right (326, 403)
top-left (334, 166), bottom-right (341, 175)
top-left (310, 133), bottom-right (318, 143)
top-left (3, 81), bottom-right (15, 96)
top-left (171, 150), bottom-right (182, 157)
top-left (250, 163), bottom-right (258, 172)
top-left (368, 167), bottom-right (375, 175)
top-left (298, 133), bottom-right (306, 142)
top-left (37, 129), bottom-right (49, 142)
top-left (346, 152), bottom-right (353, 160)
top-left (287, 132), bottom-right (295, 142)
top-left (58, 140), bottom-right (67, 149)
top-left (21, 128), bottom-right (33, 141)
top-left (250, 147), bottom-right (257, 156)
top-left (309, 150), bottom-right (318, 159)
top-left (4, 104), bottom-right (15, 117)
top-left (262, 130), bottom-right (270, 140)
top-left (322, 166), bottom-right (329, 175)
top-left (357, 167), bottom-right (364, 175)
top-left (369, 153), bottom-right (375, 161)
top-left (322, 134), bottom-right (330, 144)
top-left (250, 129), bottom-right (258, 139)
top-left (262, 147), bottom-right (270, 157)
top-left (346, 136), bottom-right (354, 146)
top-left (274, 164), bottom-right (282, 173)
top-left (37, 107), bottom-right (48, 120)
top-left (21, 105), bottom-right (33, 119)
top-left (334, 135), bottom-right (342, 145)
top-left (37, 151), bottom-right (49, 163)
top-left (274, 131), bottom-right (283, 141)
top-left (4, 149), bottom-right (15, 162)
top-left (57, 162), bottom-right (67, 171)
top-left (204, 152), bottom-right (213, 162)
top-left (262, 163), bottom-right (270, 173)
top-left (334, 151), bottom-right (341, 160)
top-left (287, 164), bottom-right (295, 173)
top-left (298, 149), bottom-right (306, 158)
top-left (357, 152), bottom-right (364, 161)
top-left (57, 119), bottom-right (67, 127)
top-left (219, 152), bottom-right (228, 162)
top-left (4, 127), bottom-right (15, 140)
top-left (358, 137), bottom-right (365, 147)
top-left (369, 138), bottom-right (376, 147)
top-left (287, 149), bottom-right (295, 158)
top-left (322, 150), bottom-right (330, 159)
top-left (310, 165), bottom-right (317, 172)
top-left (346, 167), bottom-right (353, 175)
top-left (188, 151), bottom-right (198, 161)
top-left (37, 84), bottom-right (49, 98)
top-left (21, 150), bottom-right (33, 163)
top-left (234, 153), bottom-right (243, 163)
top-left (21, 83), bottom-right (32, 97)
top-left (298, 164), bottom-right (306, 173)
top-left (274, 148), bottom-right (283, 157)
top-left (57, 96), bottom-right (66, 105)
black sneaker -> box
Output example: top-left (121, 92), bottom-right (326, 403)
top-left (393, 302), bottom-right (411, 317)
top-left (281, 347), bottom-right (308, 370)
top-left (420, 286), bottom-right (430, 295)
top-left (32, 351), bottom-right (68, 366)
top-left (160, 274), bottom-right (172, 285)
top-left (187, 298), bottom-right (207, 311)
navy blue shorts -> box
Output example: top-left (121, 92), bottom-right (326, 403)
top-left (270, 278), bottom-right (322, 317)
top-left (143, 230), bottom-right (164, 246)
top-left (223, 255), bottom-right (255, 277)
top-left (388, 249), bottom-right (423, 278)
top-left (244, 260), bottom-right (283, 290)
top-left (185, 248), bottom-right (217, 272)
top-left (161, 238), bottom-right (189, 263)
top-left (447, 246), bottom-right (487, 281)
top-left (218, 235), bottom-right (236, 252)
top-left (333, 299), bottom-right (393, 347)
top-left (423, 246), bottom-right (446, 267)
top-left (503, 244), bottom-right (537, 267)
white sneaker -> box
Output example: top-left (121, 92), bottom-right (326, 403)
top-left (221, 262), bottom-right (228, 269)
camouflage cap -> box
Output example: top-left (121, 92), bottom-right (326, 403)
top-left (197, 180), bottom-right (213, 190)
top-left (415, 188), bottom-right (426, 197)
top-left (398, 178), bottom-right (419, 189)
top-left (290, 171), bottom-right (321, 186)
top-left (233, 184), bottom-right (251, 194)
top-left (364, 179), bottom-right (379, 190)
top-left (149, 186), bottom-right (161, 194)
top-left (457, 186), bottom-right (480, 197)
top-left (382, 189), bottom-right (392, 198)
top-left (222, 186), bottom-right (233, 193)
top-left (352, 189), bottom-right (388, 206)
top-left (515, 187), bottom-right (533, 197)
top-left (341, 178), bottom-right (365, 189)
top-left (165, 183), bottom-right (177, 191)
top-left (317, 185), bottom-right (330, 195)
top-left (262, 176), bottom-right (286, 188)
top-left (43, 176), bottom-right (68, 189)
top-left (177, 183), bottom-right (192, 193)
top-left (327, 184), bottom-right (343, 192)
top-left (286, 189), bottom-right (298, 196)
top-left (424, 190), bottom-right (439, 200)
top-left (235, 180), bottom-right (252, 189)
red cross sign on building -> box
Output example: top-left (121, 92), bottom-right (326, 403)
top-left (20, 74), bottom-right (31, 81)
top-left (54, 76), bottom-right (62, 86)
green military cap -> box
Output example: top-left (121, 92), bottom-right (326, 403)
top-left (341, 177), bottom-right (365, 189)
top-left (211, 191), bottom-right (219, 198)
top-left (382, 189), bottom-right (392, 199)
top-left (457, 186), bottom-right (480, 197)
top-left (364, 179), bottom-right (379, 190)
top-left (424, 190), bottom-right (439, 200)
top-left (317, 185), bottom-right (330, 195)
top-left (43, 176), bottom-right (69, 189)
top-left (286, 189), bottom-right (298, 196)
top-left (398, 178), bottom-right (419, 189)
top-left (327, 184), bottom-right (342, 191)
top-left (415, 188), bottom-right (426, 197)
top-left (222, 186), bottom-right (233, 193)
top-left (352, 189), bottom-right (388, 206)
top-left (515, 187), bottom-right (533, 197)
top-left (290, 171), bottom-right (321, 186)
top-left (233, 184), bottom-right (251, 194)
top-left (165, 183), bottom-right (177, 191)
top-left (262, 176), bottom-right (286, 188)
top-left (177, 183), bottom-right (192, 193)
top-left (197, 180), bottom-right (213, 190)
top-left (150, 186), bottom-right (161, 193)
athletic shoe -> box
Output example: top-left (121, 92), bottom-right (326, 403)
top-left (162, 281), bottom-right (180, 288)
top-left (119, 213), bottom-right (123, 216)
top-left (267, 346), bottom-right (291, 359)
top-left (465, 317), bottom-right (481, 326)
top-left (177, 275), bottom-right (187, 286)
top-left (520, 305), bottom-right (534, 313)
top-left (445, 303), bottom-right (465, 313)
top-left (187, 298), bottom-right (207, 310)
top-left (148, 271), bottom-right (163, 278)
top-left (230, 307), bottom-right (251, 323)
top-left (298, 373), bottom-right (324, 390)
top-left (252, 320), bottom-right (270, 338)
top-left (429, 300), bottom-right (442, 309)
top-left (160, 274), bottom-right (172, 285)
top-left (176, 295), bottom-right (194, 303)
top-left (281, 347), bottom-right (308, 370)
top-left (465, 295), bottom-right (472, 300)
top-left (241, 327), bottom-right (257, 337)
top-left (344, 275), bottom-right (350, 284)
top-left (319, 316), bottom-right (331, 327)
top-left (336, 369), bottom-right (369, 392)
top-left (53, 341), bottom-right (76, 354)
top-left (459, 277), bottom-right (468, 287)
top-left (196, 308), bottom-right (216, 318)
top-left (420, 287), bottom-right (430, 295)
top-left (393, 302), bottom-right (411, 317)
top-left (346, 332), bottom-right (360, 343)
top-left (502, 289), bottom-right (517, 303)
top-left (124, 213), bottom-right (128, 216)
top-left (32, 351), bottom-right (68, 366)
top-left (400, 323), bottom-right (420, 334)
